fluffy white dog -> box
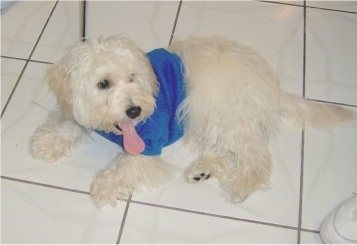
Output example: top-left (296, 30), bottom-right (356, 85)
top-left (30, 35), bottom-right (355, 206)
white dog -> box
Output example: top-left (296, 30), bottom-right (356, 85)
top-left (30, 35), bottom-right (355, 206)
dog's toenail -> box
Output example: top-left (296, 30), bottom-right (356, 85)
top-left (204, 174), bottom-right (211, 180)
top-left (193, 176), bottom-right (201, 181)
top-left (200, 173), bottom-right (205, 177)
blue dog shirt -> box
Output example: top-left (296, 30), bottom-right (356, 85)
top-left (96, 48), bottom-right (186, 156)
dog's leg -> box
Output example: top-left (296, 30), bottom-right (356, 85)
top-left (90, 154), bottom-right (176, 206)
top-left (29, 109), bottom-right (87, 162)
top-left (185, 131), bottom-right (272, 202)
top-left (220, 141), bottom-right (272, 202)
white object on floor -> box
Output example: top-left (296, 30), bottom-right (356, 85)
top-left (320, 193), bottom-right (357, 244)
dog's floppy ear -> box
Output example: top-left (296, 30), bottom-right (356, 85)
top-left (46, 60), bottom-right (74, 118)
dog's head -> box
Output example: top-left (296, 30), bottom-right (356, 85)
top-left (47, 35), bottom-right (158, 133)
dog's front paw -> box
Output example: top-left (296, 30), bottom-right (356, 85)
top-left (90, 169), bottom-right (133, 207)
top-left (29, 128), bottom-right (71, 162)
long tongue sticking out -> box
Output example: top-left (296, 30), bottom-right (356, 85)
top-left (120, 121), bottom-right (145, 154)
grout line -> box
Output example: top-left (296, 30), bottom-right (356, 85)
top-left (168, 0), bottom-right (183, 47)
top-left (1, 55), bottom-right (28, 62)
top-left (258, 0), bottom-right (304, 8)
top-left (116, 193), bottom-right (132, 244)
top-left (301, 228), bottom-right (320, 234)
top-left (258, 0), bottom-right (357, 14)
top-left (297, 2), bottom-right (307, 243)
top-left (302, 0), bottom-right (307, 99)
top-left (305, 98), bottom-right (357, 108)
top-left (1, 55), bottom-right (54, 65)
top-left (1, 175), bottom-right (320, 234)
top-left (1, 0), bottom-right (59, 119)
top-left (1, 61), bottom-right (27, 118)
top-left (81, 0), bottom-right (87, 41)
top-left (297, 128), bottom-right (306, 244)
top-left (305, 5), bottom-right (357, 15)
top-left (1, 61), bottom-right (28, 118)
top-left (28, 59), bottom-right (54, 65)
top-left (130, 199), bottom-right (316, 233)
top-left (1, 176), bottom-right (90, 196)
top-left (25, 0), bottom-right (59, 63)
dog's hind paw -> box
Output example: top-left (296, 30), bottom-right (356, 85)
top-left (185, 159), bottom-right (213, 183)
top-left (187, 172), bottom-right (211, 182)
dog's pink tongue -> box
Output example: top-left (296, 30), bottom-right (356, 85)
top-left (121, 121), bottom-right (145, 154)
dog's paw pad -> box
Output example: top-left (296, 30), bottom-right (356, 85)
top-left (190, 172), bottom-right (211, 182)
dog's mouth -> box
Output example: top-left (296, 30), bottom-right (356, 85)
top-left (114, 121), bottom-right (145, 155)
top-left (114, 124), bottom-right (122, 131)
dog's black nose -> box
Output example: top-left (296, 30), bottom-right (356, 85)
top-left (126, 106), bottom-right (141, 119)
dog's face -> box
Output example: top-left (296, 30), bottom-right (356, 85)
top-left (48, 35), bottom-right (157, 133)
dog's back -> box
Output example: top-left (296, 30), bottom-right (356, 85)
top-left (171, 37), bottom-right (283, 148)
top-left (171, 36), bottom-right (356, 141)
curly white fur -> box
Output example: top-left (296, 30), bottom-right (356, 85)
top-left (29, 35), bottom-right (356, 206)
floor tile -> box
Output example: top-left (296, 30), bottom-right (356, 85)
top-left (302, 107), bottom-right (357, 231)
top-left (31, 1), bottom-right (81, 63)
top-left (173, 1), bottom-right (304, 94)
top-left (86, 1), bottom-right (180, 51)
top-left (133, 120), bottom-right (302, 227)
top-left (1, 61), bottom-right (119, 192)
top-left (120, 202), bottom-right (298, 244)
top-left (307, 1), bottom-right (357, 12)
top-left (305, 9), bottom-right (357, 105)
top-left (1, 178), bottom-right (125, 244)
top-left (1, 1), bottom-right (56, 59)
top-left (1, 57), bottom-right (26, 111)
top-left (300, 231), bottom-right (323, 244)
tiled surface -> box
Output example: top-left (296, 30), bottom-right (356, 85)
top-left (1, 57), bottom-right (26, 111)
top-left (302, 111), bottom-right (357, 230)
top-left (173, 1), bottom-right (304, 94)
top-left (299, 231), bottom-right (323, 244)
top-left (120, 202), bottom-right (297, 243)
top-left (1, 1), bottom-right (56, 59)
top-left (86, 1), bottom-right (180, 51)
top-left (31, 1), bottom-right (81, 63)
top-left (1, 179), bottom-right (126, 244)
top-left (1, 1), bottom-right (357, 243)
top-left (305, 7), bottom-right (357, 105)
top-left (307, 1), bottom-right (357, 13)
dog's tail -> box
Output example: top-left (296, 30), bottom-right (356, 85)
top-left (280, 92), bottom-right (356, 128)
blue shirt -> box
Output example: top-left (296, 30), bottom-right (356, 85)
top-left (96, 48), bottom-right (186, 155)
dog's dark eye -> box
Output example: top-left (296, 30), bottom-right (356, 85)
top-left (97, 79), bottom-right (111, 89)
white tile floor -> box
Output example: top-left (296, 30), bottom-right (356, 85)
top-left (1, 1), bottom-right (357, 244)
